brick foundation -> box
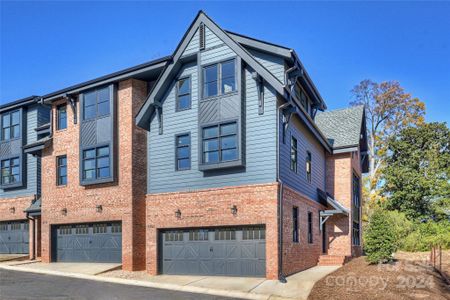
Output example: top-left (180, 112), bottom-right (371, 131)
top-left (146, 183), bottom-right (280, 279)
top-left (40, 79), bottom-right (147, 271)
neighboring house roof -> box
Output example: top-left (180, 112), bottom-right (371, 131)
top-left (315, 105), bottom-right (365, 150)
top-left (0, 95), bottom-right (39, 112)
top-left (42, 56), bottom-right (170, 102)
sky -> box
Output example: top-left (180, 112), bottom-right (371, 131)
top-left (1, 1), bottom-right (449, 123)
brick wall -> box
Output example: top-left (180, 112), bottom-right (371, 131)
top-left (40, 79), bottom-right (147, 271)
top-left (325, 152), bottom-right (352, 257)
top-left (325, 151), bottom-right (363, 257)
top-left (281, 185), bottom-right (326, 276)
top-left (145, 183), bottom-right (280, 279)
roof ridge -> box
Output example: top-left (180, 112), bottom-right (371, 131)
top-left (318, 105), bottom-right (364, 114)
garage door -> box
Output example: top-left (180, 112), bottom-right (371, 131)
top-left (53, 222), bottom-right (122, 263)
top-left (160, 226), bottom-right (266, 277)
top-left (0, 221), bottom-right (29, 254)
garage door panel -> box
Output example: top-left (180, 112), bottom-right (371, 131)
top-left (0, 221), bottom-right (29, 254)
top-left (53, 222), bottom-right (121, 263)
top-left (161, 226), bottom-right (266, 277)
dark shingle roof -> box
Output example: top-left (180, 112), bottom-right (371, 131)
top-left (315, 105), bottom-right (365, 149)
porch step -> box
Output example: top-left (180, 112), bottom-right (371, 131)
top-left (318, 255), bottom-right (349, 266)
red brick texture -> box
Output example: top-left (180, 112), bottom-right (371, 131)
top-left (145, 183), bottom-right (280, 279)
top-left (281, 186), bottom-right (326, 276)
top-left (40, 79), bottom-right (147, 271)
top-left (325, 151), bottom-right (363, 258)
top-left (0, 195), bottom-right (34, 257)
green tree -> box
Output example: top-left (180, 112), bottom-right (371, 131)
top-left (364, 209), bottom-right (398, 263)
top-left (383, 122), bottom-right (450, 219)
top-left (351, 80), bottom-right (425, 216)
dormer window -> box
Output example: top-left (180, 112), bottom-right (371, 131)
top-left (202, 59), bottom-right (236, 98)
top-left (1, 110), bottom-right (20, 141)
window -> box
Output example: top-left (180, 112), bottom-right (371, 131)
top-left (111, 223), bottom-right (121, 233)
top-left (0, 223), bottom-right (7, 231)
top-left (11, 222), bottom-right (21, 230)
top-left (165, 231), bottom-right (183, 242)
top-left (82, 146), bottom-right (110, 180)
top-left (290, 136), bottom-right (298, 173)
top-left (83, 86), bottom-right (110, 120)
top-left (203, 59), bottom-right (236, 98)
top-left (93, 223), bottom-right (107, 234)
top-left (352, 174), bottom-right (361, 245)
top-left (176, 77), bottom-right (191, 111)
top-left (57, 105), bottom-right (67, 130)
top-left (202, 122), bottom-right (238, 164)
top-left (59, 225), bottom-right (72, 235)
top-left (308, 212), bottom-right (313, 244)
top-left (215, 228), bottom-right (236, 240)
top-left (176, 134), bottom-right (190, 170)
top-left (57, 155), bottom-right (67, 186)
top-left (1, 110), bottom-right (20, 141)
top-left (243, 227), bottom-right (265, 240)
top-left (306, 151), bottom-right (312, 183)
top-left (189, 229), bottom-right (209, 241)
top-left (1, 157), bottom-right (20, 185)
top-left (75, 224), bottom-right (89, 235)
top-left (293, 207), bottom-right (299, 243)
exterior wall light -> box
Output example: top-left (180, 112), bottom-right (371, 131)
top-left (96, 205), bottom-right (103, 213)
top-left (61, 208), bottom-right (67, 216)
top-left (9, 207), bottom-right (15, 214)
top-left (175, 209), bottom-right (181, 219)
top-left (231, 205), bottom-right (238, 215)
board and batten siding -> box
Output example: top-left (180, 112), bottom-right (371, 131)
top-left (147, 26), bottom-right (278, 193)
top-left (0, 104), bottom-right (43, 199)
top-left (279, 113), bottom-right (326, 202)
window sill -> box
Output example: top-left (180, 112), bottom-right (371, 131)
top-left (80, 177), bottom-right (114, 186)
top-left (199, 159), bottom-right (244, 171)
top-left (0, 181), bottom-right (23, 190)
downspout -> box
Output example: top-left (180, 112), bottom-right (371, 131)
top-left (277, 101), bottom-right (291, 284)
top-left (26, 214), bottom-right (35, 260)
top-left (276, 63), bottom-right (299, 283)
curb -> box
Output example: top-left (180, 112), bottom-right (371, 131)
top-left (0, 264), bottom-right (277, 300)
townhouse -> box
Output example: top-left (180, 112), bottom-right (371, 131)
top-left (0, 11), bottom-right (368, 280)
top-left (0, 96), bottom-right (50, 259)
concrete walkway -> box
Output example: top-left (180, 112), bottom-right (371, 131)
top-left (0, 260), bottom-right (339, 300)
top-left (0, 254), bottom-right (28, 262)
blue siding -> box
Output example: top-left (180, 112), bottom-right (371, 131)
top-left (0, 104), bottom-right (45, 199)
top-left (147, 26), bottom-right (277, 193)
top-left (248, 49), bottom-right (285, 84)
top-left (279, 114), bottom-right (326, 202)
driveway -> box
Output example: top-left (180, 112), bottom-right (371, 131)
top-left (0, 269), bottom-right (236, 300)
top-left (0, 254), bottom-right (28, 262)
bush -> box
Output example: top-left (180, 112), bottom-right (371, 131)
top-left (364, 209), bottom-right (398, 264)
top-left (402, 220), bottom-right (450, 252)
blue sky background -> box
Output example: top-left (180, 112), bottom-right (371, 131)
top-left (1, 1), bottom-right (449, 123)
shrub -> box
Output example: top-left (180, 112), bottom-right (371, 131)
top-left (402, 220), bottom-right (450, 252)
top-left (364, 209), bottom-right (398, 264)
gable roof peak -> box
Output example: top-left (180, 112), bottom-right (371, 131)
top-left (135, 10), bottom-right (287, 129)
